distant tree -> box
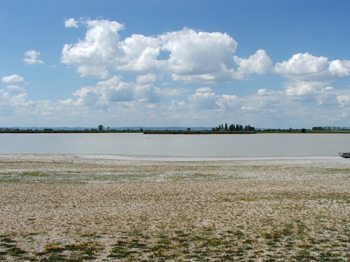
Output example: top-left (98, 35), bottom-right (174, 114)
top-left (212, 123), bottom-right (255, 133)
top-left (235, 124), bottom-right (243, 131)
top-left (98, 124), bottom-right (104, 131)
top-left (244, 125), bottom-right (253, 131)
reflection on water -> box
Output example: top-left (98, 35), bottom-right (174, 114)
top-left (0, 133), bottom-right (349, 158)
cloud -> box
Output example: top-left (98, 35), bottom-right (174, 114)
top-left (1, 74), bottom-right (24, 85)
top-left (233, 49), bottom-right (273, 79)
top-left (61, 19), bottom-right (124, 78)
top-left (285, 81), bottom-right (325, 97)
top-left (118, 34), bottom-right (163, 72)
top-left (120, 28), bottom-right (269, 82)
top-left (72, 76), bottom-right (135, 106)
top-left (190, 87), bottom-right (218, 109)
top-left (170, 100), bottom-right (186, 110)
top-left (64, 18), bottom-right (79, 28)
top-left (257, 88), bottom-right (275, 96)
top-left (337, 94), bottom-right (350, 107)
top-left (70, 75), bottom-right (162, 107)
top-left (136, 74), bottom-right (157, 84)
top-left (275, 53), bottom-right (328, 79)
top-left (157, 87), bottom-right (187, 97)
top-left (98, 77), bottom-right (134, 103)
top-left (316, 87), bottom-right (339, 107)
top-left (0, 85), bottom-right (33, 118)
top-left (47, 18), bottom-right (350, 127)
top-left (280, 79), bottom-right (342, 109)
top-left (161, 28), bottom-right (237, 81)
top-left (189, 86), bottom-right (281, 114)
top-left (0, 84), bottom-right (75, 125)
top-left (239, 89), bottom-right (283, 114)
top-left (274, 52), bottom-right (350, 108)
top-left (135, 85), bottom-right (159, 103)
top-left (61, 19), bottom-right (272, 82)
top-left (217, 94), bottom-right (240, 110)
top-left (1, 75), bottom-right (350, 128)
top-left (72, 87), bottom-right (99, 106)
top-left (275, 53), bottom-right (350, 81)
top-left (23, 50), bottom-right (44, 65)
top-left (286, 81), bottom-right (321, 96)
top-left (329, 59), bottom-right (350, 77)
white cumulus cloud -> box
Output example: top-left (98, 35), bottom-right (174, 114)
top-left (329, 59), bottom-right (350, 77)
top-left (23, 50), bottom-right (44, 65)
top-left (72, 87), bottom-right (99, 106)
top-left (72, 76), bottom-right (135, 106)
top-left (70, 76), bottom-right (161, 107)
top-left (118, 34), bottom-right (163, 72)
top-left (275, 53), bottom-right (328, 78)
top-left (64, 18), bottom-right (79, 28)
top-left (337, 94), bottom-right (350, 107)
top-left (98, 77), bottom-right (134, 103)
top-left (61, 19), bottom-right (272, 83)
top-left (1, 74), bottom-right (24, 85)
top-left (257, 88), bottom-right (276, 96)
top-left (234, 49), bottom-right (273, 79)
top-left (275, 52), bottom-right (350, 80)
top-left (161, 28), bottom-right (237, 81)
top-left (275, 53), bottom-right (350, 107)
top-left (61, 19), bottom-right (124, 78)
top-left (190, 87), bottom-right (218, 109)
top-left (136, 74), bottom-right (157, 84)
top-left (285, 81), bottom-right (324, 97)
top-left (135, 85), bottom-right (159, 103)
top-left (217, 94), bottom-right (240, 110)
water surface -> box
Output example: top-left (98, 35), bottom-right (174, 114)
top-left (0, 133), bottom-right (349, 158)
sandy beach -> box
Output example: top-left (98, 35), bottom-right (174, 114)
top-left (0, 154), bottom-right (350, 260)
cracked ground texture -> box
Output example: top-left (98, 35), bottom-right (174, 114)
top-left (0, 155), bottom-right (350, 261)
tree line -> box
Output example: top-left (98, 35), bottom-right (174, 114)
top-left (212, 123), bottom-right (255, 132)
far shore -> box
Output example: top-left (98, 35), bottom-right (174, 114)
top-left (1, 128), bottom-right (350, 134)
top-left (0, 154), bottom-right (350, 260)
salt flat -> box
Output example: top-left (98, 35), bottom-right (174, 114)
top-left (0, 154), bottom-right (350, 260)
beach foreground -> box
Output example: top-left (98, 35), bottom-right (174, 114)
top-left (0, 155), bottom-right (350, 261)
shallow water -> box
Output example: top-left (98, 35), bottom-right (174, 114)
top-left (0, 133), bottom-right (349, 158)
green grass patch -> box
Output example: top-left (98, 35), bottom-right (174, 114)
top-left (40, 241), bottom-right (103, 261)
top-left (108, 242), bottom-right (132, 259)
top-left (20, 171), bottom-right (49, 177)
top-left (44, 242), bottom-right (65, 253)
top-left (0, 236), bottom-right (28, 259)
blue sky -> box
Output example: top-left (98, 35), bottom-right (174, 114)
top-left (1, 0), bottom-right (350, 128)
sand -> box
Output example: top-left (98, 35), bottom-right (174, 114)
top-left (0, 154), bottom-right (350, 261)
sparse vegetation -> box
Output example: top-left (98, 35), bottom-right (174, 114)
top-left (0, 155), bottom-right (349, 260)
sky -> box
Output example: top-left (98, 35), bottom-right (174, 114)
top-left (1, 0), bottom-right (350, 128)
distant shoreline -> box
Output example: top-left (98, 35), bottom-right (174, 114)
top-left (1, 129), bottom-right (350, 134)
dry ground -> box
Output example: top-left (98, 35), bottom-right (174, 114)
top-left (0, 155), bottom-right (350, 261)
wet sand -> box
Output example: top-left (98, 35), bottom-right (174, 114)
top-left (0, 154), bottom-right (350, 260)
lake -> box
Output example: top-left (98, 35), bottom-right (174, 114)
top-left (0, 133), bottom-right (349, 159)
